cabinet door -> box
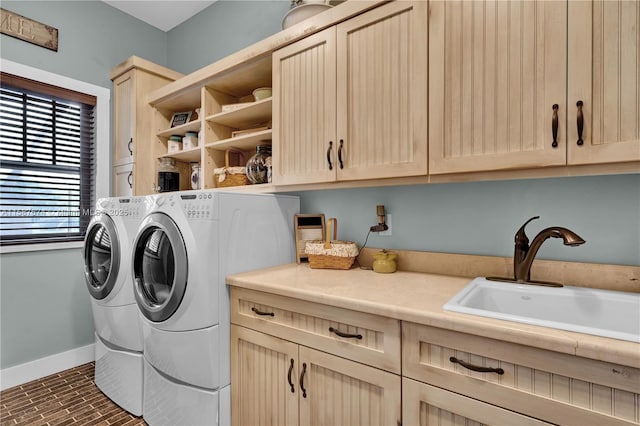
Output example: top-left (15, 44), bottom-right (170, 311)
top-left (272, 27), bottom-right (337, 185)
top-left (298, 346), bottom-right (401, 426)
top-left (402, 378), bottom-right (551, 426)
top-left (429, 1), bottom-right (567, 174)
top-left (568, 0), bottom-right (640, 165)
top-left (231, 325), bottom-right (298, 426)
top-left (336, 1), bottom-right (428, 181)
top-left (113, 162), bottom-right (133, 197)
top-left (113, 71), bottom-right (135, 166)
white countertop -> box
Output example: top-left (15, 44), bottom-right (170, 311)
top-left (227, 263), bottom-right (640, 368)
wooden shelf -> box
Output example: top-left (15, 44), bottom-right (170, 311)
top-left (206, 98), bottom-right (272, 128)
top-left (157, 120), bottom-right (201, 138)
top-left (205, 129), bottom-right (272, 151)
top-left (207, 183), bottom-right (276, 193)
top-left (160, 146), bottom-right (201, 162)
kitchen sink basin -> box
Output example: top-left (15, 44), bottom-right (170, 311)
top-left (444, 277), bottom-right (640, 343)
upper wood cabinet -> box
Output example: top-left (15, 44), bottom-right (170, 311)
top-left (568, 0), bottom-right (640, 165)
top-left (110, 57), bottom-right (183, 196)
top-left (429, 0), bottom-right (639, 175)
top-left (428, 1), bottom-right (568, 174)
top-left (273, 1), bottom-right (428, 185)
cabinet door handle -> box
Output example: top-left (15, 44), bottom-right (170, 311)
top-left (299, 362), bottom-right (307, 398)
top-left (338, 139), bottom-right (344, 169)
top-left (449, 356), bottom-right (504, 375)
top-left (127, 171), bottom-right (133, 188)
top-left (251, 307), bottom-right (274, 317)
top-left (327, 141), bottom-right (333, 170)
top-left (551, 104), bottom-right (559, 148)
top-left (287, 358), bottom-right (295, 393)
top-left (128, 138), bottom-right (133, 155)
top-left (576, 100), bottom-right (584, 146)
top-left (329, 326), bottom-right (362, 340)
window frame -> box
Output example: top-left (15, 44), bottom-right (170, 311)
top-left (0, 59), bottom-right (110, 254)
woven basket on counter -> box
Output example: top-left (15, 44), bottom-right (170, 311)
top-left (305, 218), bottom-right (359, 270)
top-left (214, 149), bottom-right (250, 188)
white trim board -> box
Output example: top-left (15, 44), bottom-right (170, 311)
top-left (0, 343), bottom-right (95, 391)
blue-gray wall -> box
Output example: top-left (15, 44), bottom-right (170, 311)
top-left (1, 1), bottom-right (638, 371)
top-left (0, 0), bottom-right (170, 371)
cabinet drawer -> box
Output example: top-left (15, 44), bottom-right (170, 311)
top-left (403, 377), bottom-right (551, 426)
top-left (230, 287), bottom-right (401, 374)
top-left (403, 323), bottom-right (640, 425)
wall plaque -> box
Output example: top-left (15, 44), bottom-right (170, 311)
top-left (0, 8), bottom-right (58, 52)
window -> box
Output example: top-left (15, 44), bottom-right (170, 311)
top-left (0, 72), bottom-right (96, 245)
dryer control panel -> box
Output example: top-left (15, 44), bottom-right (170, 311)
top-left (179, 192), bottom-right (216, 220)
top-left (96, 196), bottom-right (145, 219)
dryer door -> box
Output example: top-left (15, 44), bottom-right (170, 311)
top-left (84, 214), bottom-right (120, 300)
top-left (132, 212), bottom-right (188, 322)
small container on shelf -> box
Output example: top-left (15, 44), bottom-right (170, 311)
top-left (190, 162), bottom-right (201, 190)
top-left (168, 135), bottom-right (182, 153)
top-left (246, 144), bottom-right (272, 184)
top-left (158, 157), bottom-right (180, 192)
top-left (183, 131), bottom-right (199, 150)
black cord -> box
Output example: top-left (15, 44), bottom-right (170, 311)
top-left (355, 229), bottom-right (373, 270)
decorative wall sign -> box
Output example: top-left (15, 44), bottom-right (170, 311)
top-left (0, 8), bottom-right (58, 52)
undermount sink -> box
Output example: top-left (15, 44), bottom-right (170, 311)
top-left (444, 277), bottom-right (640, 343)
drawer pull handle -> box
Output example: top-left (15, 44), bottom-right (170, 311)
top-left (329, 326), bottom-right (362, 340)
top-left (327, 141), bottom-right (333, 170)
top-left (551, 104), bottom-right (559, 148)
top-left (576, 100), bottom-right (584, 146)
top-left (251, 307), bottom-right (274, 317)
top-left (299, 362), bottom-right (307, 398)
top-left (287, 358), bottom-right (295, 393)
top-left (449, 356), bottom-right (504, 375)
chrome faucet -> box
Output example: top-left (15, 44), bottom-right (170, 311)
top-left (512, 216), bottom-right (586, 286)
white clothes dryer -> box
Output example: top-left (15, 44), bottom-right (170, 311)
top-left (132, 190), bottom-right (299, 426)
top-left (83, 195), bottom-right (151, 416)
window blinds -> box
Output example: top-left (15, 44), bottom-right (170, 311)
top-left (0, 73), bottom-right (96, 245)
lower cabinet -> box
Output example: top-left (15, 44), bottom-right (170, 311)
top-left (403, 322), bottom-right (640, 426)
top-left (229, 286), bottom-right (639, 426)
top-left (231, 325), bottom-right (401, 426)
top-left (402, 378), bottom-right (550, 426)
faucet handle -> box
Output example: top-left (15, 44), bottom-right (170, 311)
top-left (515, 216), bottom-right (540, 245)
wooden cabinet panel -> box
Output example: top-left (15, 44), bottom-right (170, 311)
top-left (298, 346), bottom-right (401, 426)
top-left (272, 28), bottom-right (337, 186)
top-left (403, 378), bottom-right (550, 426)
top-left (568, 0), bottom-right (640, 165)
top-left (336, 0), bottom-right (428, 181)
top-left (231, 325), bottom-right (298, 426)
top-left (113, 163), bottom-right (133, 197)
top-left (113, 72), bottom-right (134, 167)
top-left (273, 1), bottom-right (427, 185)
top-left (230, 287), bottom-right (401, 374)
top-left (403, 322), bottom-right (640, 425)
top-left (429, 0), bottom-right (567, 174)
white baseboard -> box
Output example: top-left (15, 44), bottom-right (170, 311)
top-left (0, 343), bottom-right (95, 391)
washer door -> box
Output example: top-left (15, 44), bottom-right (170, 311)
top-left (84, 214), bottom-right (120, 300)
top-left (132, 212), bottom-right (187, 322)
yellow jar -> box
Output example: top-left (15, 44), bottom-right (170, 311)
top-left (372, 250), bottom-right (397, 273)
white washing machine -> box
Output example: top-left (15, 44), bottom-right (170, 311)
top-left (132, 190), bottom-right (299, 426)
top-left (83, 195), bottom-right (151, 416)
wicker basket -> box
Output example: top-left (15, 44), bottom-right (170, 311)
top-left (305, 218), bottom-right (359, 270)
top-left (214, 149), bottom-right (249, 188)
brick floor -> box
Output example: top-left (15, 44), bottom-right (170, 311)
top-left (0, 363), bottom-right (146, 426)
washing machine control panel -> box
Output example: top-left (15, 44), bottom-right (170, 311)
top-left (180, 193), bottom-right (215, 219)
top-left (95, 197), bottom-right (145, 219)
